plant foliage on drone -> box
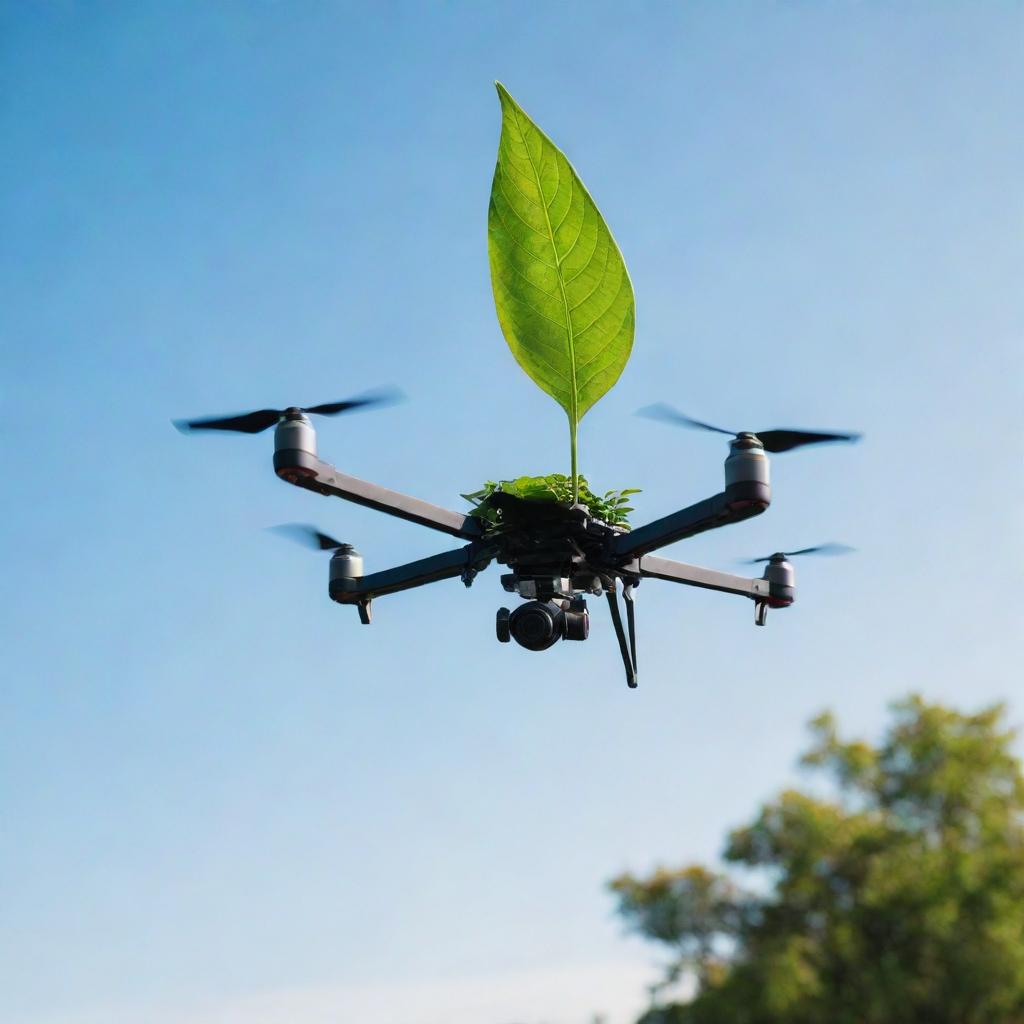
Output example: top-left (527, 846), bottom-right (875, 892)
top-left (488, 83), bottom-right (635, 503)
top-left (463, 475), bottom-right (641, 532)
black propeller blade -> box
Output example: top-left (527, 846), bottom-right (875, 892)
top-left (174, 388), bottom-right (404, 435)
top-left (637, 402), bottom-right (861, 453)
top-left (268, 523), bottom-right (352, 552)
top-left (743, 543), bottom-right (855, 565)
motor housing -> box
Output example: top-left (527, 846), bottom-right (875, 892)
top-left (725, 433), bottom-right (771, 510)
top-left (761, 553), bottom-right (795, 608)
top-left (328, 545), bottom-right (364, 602)
top-left (274, 410), bottom-right (319, 481)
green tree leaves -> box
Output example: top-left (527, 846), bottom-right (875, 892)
top-left (611, 696), bottom-right (1024, 1024)
top-left (462, 475), bottom-right (640, 529)
top-left (488, 83), bottom-right (635, 499)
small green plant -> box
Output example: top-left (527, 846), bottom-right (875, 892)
top-left (488, 83), bottom-right (635, 504)
top-left (463, 475), bottom-right (640, 532)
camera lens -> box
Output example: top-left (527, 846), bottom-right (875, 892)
top-left (509, 601), bottom-right (563, 651)
top-left (517, 607), bottom-right (551, 644)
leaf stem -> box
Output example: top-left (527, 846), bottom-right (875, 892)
top-left (570, 415), bottom-right (579, 503)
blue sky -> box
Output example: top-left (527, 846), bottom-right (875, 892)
top-left (2, 3), bottom-right (1022, 1022)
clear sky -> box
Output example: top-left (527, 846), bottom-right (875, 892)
top-left (2, 3), bottom-right (1021, 1023)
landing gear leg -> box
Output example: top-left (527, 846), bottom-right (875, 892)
top-left (622, 584), bottom-right (638, 677)
top-left (606, 586), bottom-right (638, 689)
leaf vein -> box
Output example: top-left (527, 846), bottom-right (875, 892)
top-left (510, 101), bottom-right (578, 427)
top-left (491, 250), bottom-right (562, 302)
top-left (497, 179), bottom-right (553, 239)
top-left (551, 170), bottom-right (576, 235)
top-left (567, 238), bottom-right (614, 312)
top-left (491, 201), bottom-right (558, 269)
top-left (497, 157), bottom-right (545, 211)
top-left (496, 281), bottom-right (569, 334)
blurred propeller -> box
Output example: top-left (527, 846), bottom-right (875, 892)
top-left (174, 388), bottom-right (404, 434)
top-left (637, 402), bottom-right (861, 453)
top-left (268, 523), bottom-right (352, 552)
top-left (743, 543), bottom-right (856, 565)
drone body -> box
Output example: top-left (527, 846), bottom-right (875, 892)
top-left (177, 397), bottom-right (856, 688)
top-left (273, 410), bottom-right (789, 689)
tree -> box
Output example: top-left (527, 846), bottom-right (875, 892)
top-left (609, 696), bottom-right (1024, 1024)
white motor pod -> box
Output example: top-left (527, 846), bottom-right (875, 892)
top-left (328, 545), bottom-right (364, 602)
top-left (274, 410), bottom-right (319, 481)
top-left (761, 554), bottom-right (795, 608)
top-left (725, 432), bottom-right (771, 510)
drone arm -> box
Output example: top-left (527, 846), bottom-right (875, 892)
top-left (330, 542), bottom-right (497, 604)
top-left (611, 491), bottom-right (768, 560)
top-left (636, 554), bottom-right (770, 600)
top-left (275, 449), bottom-right (482, 540)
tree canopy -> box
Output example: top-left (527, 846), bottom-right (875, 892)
top-left (609, 696), bottom-right (1024, 1024)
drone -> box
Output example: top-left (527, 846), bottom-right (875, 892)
top-left (175, 394), bottom-right (859, 688)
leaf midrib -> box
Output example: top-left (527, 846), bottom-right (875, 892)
top-left (510, 104), bottom-right (578, 429)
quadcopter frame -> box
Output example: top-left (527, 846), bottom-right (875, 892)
top-left (271, 411), bottom-right (793, 688)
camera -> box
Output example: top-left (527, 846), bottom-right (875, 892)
top-left (496, 599), bottom-right (590, 651)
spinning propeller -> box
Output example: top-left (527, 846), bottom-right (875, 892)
top-left (173, 388), bottom-right (403, 435)
top-left (743, 543), bottom-right (855, 564)
top-left (637, 403), bottom-right (860, 453)
top-left (269, 523), bottom-right (352, 552)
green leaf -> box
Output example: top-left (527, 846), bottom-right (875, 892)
top-left (464, 473), bottom-right (640, 530)
top-left (488, 82), bottom-right (635, 497)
